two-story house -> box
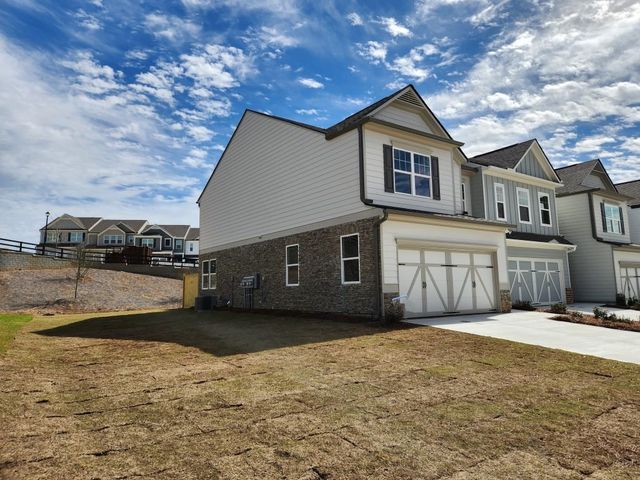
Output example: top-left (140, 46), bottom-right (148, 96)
top-left (468, 140), bottom-right (576, 306)
top-left (555, 160), bottom-right (640, 302)
top-left (198, 85), bottom-right (513, 319)
top-left (39, 215), bottom-right (199, 261)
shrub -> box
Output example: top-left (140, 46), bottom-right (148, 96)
top-left (549, 303), bottom-right (567, 314)
top-left (512, 301), bottom-right (536, 311)
top-left (385, 300), bottom-right (405, 324)
top-left (593, 307), bottom-right (608, 319)
top-left (569, 310), bottom-right (583, 319)
top-left (616, 293), bottom-right (627, 307)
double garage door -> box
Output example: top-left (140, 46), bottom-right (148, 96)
top-left (508, 258), bottom-right (563, 306)
top-left (398, 248), bottom-right (498, 318)
top-left (620, 263), bottom-right (640, 300)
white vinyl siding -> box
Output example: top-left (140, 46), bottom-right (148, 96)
top-left (538, 192), bottom-right (552, 227)
top-left (286, 244), bottom-right (299, 286)
top-left (340, 234), bottom-right (360, 284)
top-left (495, 183), bottom-right (507, 221)
top-left (199, 112), bottom-right (370, 251)
top-left (516, 187), bottom-right (532, 224)
top-left (629, 208), bottom-right (640, 244)
top-left (373, 104), bottom-right (433, 133)
top-left (363, 125), bottom-right (458, 214)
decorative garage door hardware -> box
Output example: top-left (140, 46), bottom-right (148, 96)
top-left (398, 248), bottom-right (497, 317)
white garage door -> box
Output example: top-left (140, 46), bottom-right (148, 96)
top-left (398, 248), bottom-right (497, 318)
top-left (620, 263), bottom-right (640, 300)
top-left (508, 258), bottom-right (563, 306)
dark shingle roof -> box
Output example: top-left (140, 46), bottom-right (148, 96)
top-left (507, 231), bottom-right (574, 246)
top-left (554, 159), bottom-right (601, 196)
top-left (470, 139), bottom-right (535, 169)
top-left (77, 217), bottom-right (102, 229)
top-left (90, 219), bottom-right (147, 234)
top-left (156, 225), bottom-right (191, 238)
top-left (185, 227), bottom-right (200, 241)
top-left (616, 179), bottom-right (640, 207)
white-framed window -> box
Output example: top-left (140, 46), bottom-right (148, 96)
top-left (461, 183), bottom-right (467, 213)
top-left (604, 203), bottom-right (622, 234)
top-left (286, 244), bottom-right (299, 286)
top-left (340, 234), bottom-right (360, 284)
top-left (164, 237), bottom-right (172, 248)
top-left (208, 259), bottom-right (217, 289)
top-left (127, 235), bottom-right (134, 245)
top-left (46, 231), bottom-right (58, 242)
top-left (141, 238), bottom-right (155, 248)
top-left (174, 239), bottom-right (183, 251)
top-left (393, 148), bottom-right (432, 198)
top-left (189, 243), bottom-right (194, 252)
top-left (494, 183), bottom-right (507, 221)
top-left (69, 232), bottom-right (84, 242)
top-left (538, 192), bottom-right (552, 226)
top-left (201, 260), bottom-right (209, 289)
top-left (516, 187), bottom-right (531, 224)
top-left (104, 234), bottom-right (124, 245)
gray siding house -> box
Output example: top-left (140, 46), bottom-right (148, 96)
top-left (198, 85), bottom-right (514, 319)
top-left (468, 140), bottom-right (576, 306)
top-left (555, 160), bottom-right (640, 302)
top-left (39, 214), bottom-right (199, 260)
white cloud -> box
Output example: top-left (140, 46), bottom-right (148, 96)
top-left (356, 41), bottom-right (387, 65)
top-left (347, 12), bottom-right (364, 26)
top-left (74, 9), bottom-right (102, 31)
top-left (573, 135), bottom-right (616, 153)
top-left (387, 44), bottom-right (438, 82)
top-left (183, 147), bottom-right (209, 168)
top-left (144, 13), bottom-right (201, 42)
top-left (186, 124), bottom-right (215, 142)
top-left (125, 49), bottom-right (149, 61)
top-left (298, 77), bottom-right (324, 89)
top-left (426, 0), bottom-right (640, 156)
top-left (378, 17), bottom-right (412, 37)
top-left (181, 44), bottom-right (255, 89)
top-left (0, 36), bottom-right (199, 242)
top-left (296, 108), bottom-right (320, 115)
top-left (243, 26), bottom-right (299, 49)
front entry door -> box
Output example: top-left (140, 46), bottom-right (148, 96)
top-left (398, 248), bottom-right (497, 317)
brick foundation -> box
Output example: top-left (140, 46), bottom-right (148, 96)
top-left (565, 287), bottom-right (574, 305)
top-left (499, 289), bottom-right (512, 313)
top-left (199, 217), bottom-right (381, 318)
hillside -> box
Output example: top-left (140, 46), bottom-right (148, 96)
top-left (0, 268), bottom-right (182, 313)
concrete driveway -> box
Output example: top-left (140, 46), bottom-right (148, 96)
top-left (405, 311), bottom-right (640, 364)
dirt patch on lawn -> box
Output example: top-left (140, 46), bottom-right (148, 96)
top-left (1, 309), bottom-right (639, 479)
top-left (0, 268), bottom-right (181, 314)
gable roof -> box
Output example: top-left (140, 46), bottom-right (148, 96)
top-left (555, 159), bottom-right (617, 196)
top-left (185, 227), bottom-right (200, 241)
top-left (40, 213), bottom-right (94, 231)
top-left (615, 179), bottom-right (640, 207)
top-left (90, 219), bottom-right (147, 234)
top-left (197, 84), bottom-right (465, 204)
top-left (158, 225), bottom-right (190, 238)
top-left (470, 140), bottom-right (536, 169)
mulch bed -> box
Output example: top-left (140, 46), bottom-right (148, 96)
top-left (550, 314), bottom-right (640, 332)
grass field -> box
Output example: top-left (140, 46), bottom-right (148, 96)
top-left (0, 313), bottom-right (32, 353)
top-left (1, 309), bottom-right (639, 479)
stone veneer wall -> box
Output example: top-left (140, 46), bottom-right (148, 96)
top-left (565, 287), bottom-right (574, 305)
top-left (199, 217), bottom-right (381, 318)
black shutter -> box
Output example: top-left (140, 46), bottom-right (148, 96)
top-left (600, 202), bottom-right (607, 232)
top-left (67, 232), bottom-right (71, 242)
top-left (82, 232), bottom-right (86, 241)
top-left (432, 156), bottom-right (440, 200)
top-left (383, 144), bottom-right (394, 192)
top-left (619, 206), bottom-right (625, 234)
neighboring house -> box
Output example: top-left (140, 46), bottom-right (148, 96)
top-left (468, 140), bottom-right (576, 306)
top-left (555, 160), bottom-right (640, 302)
top-left (198, 85), bottom-right (514, 319)
top-left (185, 228), bottom-right (200, 256)
top-left (38, 214), bottom-right (199, 260)
top-left (615, 179), bottom-right (640, 244)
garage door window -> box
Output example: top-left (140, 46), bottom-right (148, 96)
top-left (341, 234), bottom-right (360, 284)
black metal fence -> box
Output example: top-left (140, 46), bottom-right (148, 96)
top-left (0, 238), bottom-right (198, 268)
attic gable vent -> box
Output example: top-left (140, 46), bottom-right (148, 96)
top-left (397, 91), bottom-right (422, 107)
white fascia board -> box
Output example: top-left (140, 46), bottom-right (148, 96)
top-left (506, 238), bottom-right (576, 252)
top-left (484, 166), bottom-right (562, 189)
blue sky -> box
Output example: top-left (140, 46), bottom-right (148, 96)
top-left (1, 0), bottom-right (639, 242)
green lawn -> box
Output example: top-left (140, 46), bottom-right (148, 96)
top-left (0, 313), bottom-right (33, 353)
